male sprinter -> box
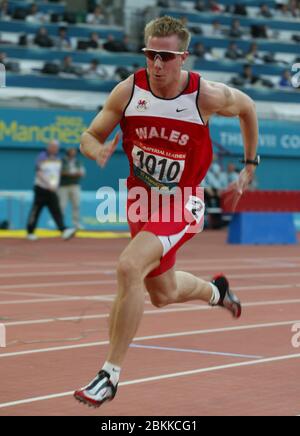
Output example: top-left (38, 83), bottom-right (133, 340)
top-left (74, 16), bottom-right (259, 408)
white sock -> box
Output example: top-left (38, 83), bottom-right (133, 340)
top-left (102, 361), bottom-right (121, 386)
top-left (209, 283), bottom-right (220, 306)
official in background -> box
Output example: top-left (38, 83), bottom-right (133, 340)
top-left (26, 140), bottom-right (76, 241)
top-left (59, 148), bottom-right (85, 230)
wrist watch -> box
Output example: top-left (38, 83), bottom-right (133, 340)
top-left (240, 155), bottom-right (260, 166)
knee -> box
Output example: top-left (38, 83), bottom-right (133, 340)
top-left (117, 255), bottom-right (141, 283)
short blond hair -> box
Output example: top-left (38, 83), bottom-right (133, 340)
top-left (144, 16), bottom-right (191, 52)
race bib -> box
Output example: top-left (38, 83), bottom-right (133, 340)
top-left (132, 144), bottom-right (186, 191)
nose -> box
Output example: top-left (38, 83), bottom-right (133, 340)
top-left (153, 55), bottom-right (163, 69)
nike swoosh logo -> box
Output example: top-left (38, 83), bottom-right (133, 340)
top-left (176, 108), bottom-right (187, 112)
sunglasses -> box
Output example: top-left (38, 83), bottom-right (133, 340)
top-left (142, 48), bottom-right (185, 62)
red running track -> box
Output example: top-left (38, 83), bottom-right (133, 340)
top-left (0, 231), bottom-right (299, 416)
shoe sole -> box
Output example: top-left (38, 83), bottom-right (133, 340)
top-left (74, 392), bottom-right (113, 409)
top-left (74, 392), bottom-right (105, 408)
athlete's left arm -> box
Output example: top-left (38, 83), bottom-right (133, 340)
top-left (200, 80), bottom-right (259, 191)
top-left (201, 80), bottom-right (258, 162)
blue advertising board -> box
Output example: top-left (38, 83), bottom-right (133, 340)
top-left (1, 108), bottom-right (299, 158)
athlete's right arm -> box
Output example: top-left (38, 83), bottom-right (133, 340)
top-left (80, 75), bottom-right (133, 167)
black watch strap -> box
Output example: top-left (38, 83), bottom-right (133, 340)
top-left (240, 155), bottom-right (260, 166)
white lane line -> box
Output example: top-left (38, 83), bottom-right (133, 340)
top-left (1, 262), bottom-right (299, 276)
top-left (0, 352), bottom-right (299, 410)
top-left (0, 319), bottom-right (299, 359)
top-left (0, 256), bottom-right (299, 269)
top-left (130, 343), bottom-right (263, 359)
top-left (0, 280), bottom-right (116, 290)
top-left (0, 295), bottom-right (116, 306)
top-left (0, 290), bottom-right (74, 299)
top-left (1, 268), bottom-right (300, 280)
top-left (1, 274), bottom-right (300, 294)
top-left (0, 270), bottom-right (109, 278)
top-left (3, 299), bottom-right (300, 327)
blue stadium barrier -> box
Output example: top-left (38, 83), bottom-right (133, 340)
top-left (190, 36), bottom-right (300, 55)
top-left (1, 44), bottom-right (291, 77)
top-left (6, 73), bottom-right (118, 92)
top-left (8, 0), bottom-right (65, 14)
top-left (193, 59), bottom-right (287, 76)
top-left (0, 19), bottom-right (124, 39)
top-left (177, 0), bottom-right (277, 6)
top-left (162, 9), bottom-right (300, 31)
top-left (228, 212), bottom-right (298, 245)
top-left (0, 44), bottom-right (145, 67)
top-left (5, 73), bottom-right (300, 102)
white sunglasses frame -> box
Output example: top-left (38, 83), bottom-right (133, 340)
top-left (142, 48), bottom-right (186, 56)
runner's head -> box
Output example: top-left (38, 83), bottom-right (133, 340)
top-left (143, 16), bottom-right (190, 86)
top-left (144, 16), bottom-right (191, 52)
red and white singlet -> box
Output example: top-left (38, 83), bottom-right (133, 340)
top-left (120, 68), bottom-right (213, 277)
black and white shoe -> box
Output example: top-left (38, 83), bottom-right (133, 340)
top-left (211, 274), bottom-right (242, 319)
top-left (74, 370), bottom-right (118, 408)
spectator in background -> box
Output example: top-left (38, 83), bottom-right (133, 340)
top-left (225, 42), bottom-right (244, 60)
top-left (84, 58), bottom-right (108, 79)
top-left (55, 26), bottom-right (71, 50)
top-left (258, 3), bottom-right (274, 18)
top-left (245, 42), bottom-right (263, 64)
top-left (26, 140), bottom-right (76, 241)
top-left (103, 34), bottom-right (130, 52)
top-left (26, 3), bottom-right (49, 24)
top-left (0, 51), bottom-right (20, 72)
top-left (240, 64), bottom-right (260, 85)
top-left (34, 27), bottom-right (54, 48)
top-left (278, 69), bottom-right (293, 88)
top-left (228, 19), bottom-right (243, 38)
top-left (88, 32), bottom-right (101, 50)
top-left (193, 42), bottom-right (206, 59)
top-left (210, 19), bottom-right (224, 37)
top-left (0, 0), bottom-right (11, 21)
top-left (193, 42), bottom-right (215, 60)
top-left (59, 148), bottom-right (86, 230)
top-left (251, 24), bottom-right (269, 39)
top-left (60, 55), bottom-right (82, 77)
top-left (86, 5), bottom-right (105, 25)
